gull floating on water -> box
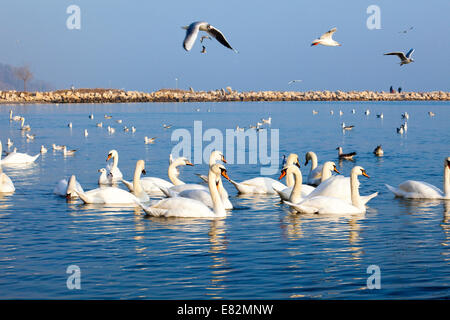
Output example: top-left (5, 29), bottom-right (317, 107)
top-left (373, 145), bottom-right (384, 157)
top-left (182, 21), bottom-right (238, 53)
top-left (40, 145), bottom-right (47, 153)
top-left (428, 111), bottom-right (435, 117)
top-left (384, 49), bottom-right (415, 66)
top-left (311, 27), bottom-right (341, 47)
top-left (144, 136), bottom-right (157, 144)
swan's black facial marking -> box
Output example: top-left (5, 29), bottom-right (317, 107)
top-left (295, 160), bottom-right (301, 168)
top-left (142, 169), bottom-right (146, 175)
top-left (447, 159), bottom-right (450, 169)
top-left (220, 168), bottom-right (230, 181)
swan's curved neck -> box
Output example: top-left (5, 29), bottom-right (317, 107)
top-left (289, 167), bottom-right (303, 203)
top-left (208, 170), bottom-right (226, 215)
top-left (444, 164), bottom-right (449, 197)
top-left (350, 172), bottom-right (364, 209)
top-left (168, 161), bottom-right (184, 185)
top-left (133, 167), bottom-right (144, 195)
top-left (111, 153), bottom-right (118, 170)
top-left (308, 153), bottom-right (318, 170)
top-left (321, 165), bottom-right (332, 182)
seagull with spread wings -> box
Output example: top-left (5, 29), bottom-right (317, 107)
top-left (311, 27), bottom-right (341, 47)
top-left (384, 49), bottom-right (415, 66)
top-left (182, 21), bottom-right (238, 53)
top-left (288, 80), bottom-right (302, 84)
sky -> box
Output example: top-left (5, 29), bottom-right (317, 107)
top-left (0, 0), bottom-right (449, 92)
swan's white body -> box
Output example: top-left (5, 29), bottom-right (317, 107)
top-left (0, 141), bottom-right (40, 165)
top-left (106, 149), bottom-right (123, 182)
top-left (230, 177), bottom-right (286, 194)
top-left (304, 162), bottom-right (378, 206)
top-left (275, 165), bottom-right (314, 203)
top-left (305, 151), bottom-right (323, 186)
top-left (76, 160), bottom-right (149, 204)
top-left (0, 168), bottom-right (15, 193)
top-left (54, 175), bottom-right (84, 199)
top-left (285, 166), bottom-right (372, 214)
top-left (138, 164), bottom-right (228, 218)
top-left (386, 158), bottom-right (450, 199)
top-left (98, 168), bottom-right (110, 185)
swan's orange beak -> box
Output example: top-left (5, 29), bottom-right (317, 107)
top-left (222, 156), bottom-right (227, 164)
top-left (362, 170), bottom-right (370, 178)
top-left (334, 166), bottom-right (340, 174)
top-left (186, 161), bottom-right (194, 166)
top-left (106, 154), bottom-right (112, 161)
top-left (279, 169), bottom-right (287, 180)
top-left (221, 169), bottom-right (230, 181)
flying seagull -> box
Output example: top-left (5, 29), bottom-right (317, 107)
top-left (311, 27), bottom-right (341, 47)
top-left (399, 27), bottom-right (413, 34)
top-left (384, 49), bottom-right (415, 66)
top-left (182, 21), bottom-right (238, 53)
top-left (288, 80), bottom-right (302, 84)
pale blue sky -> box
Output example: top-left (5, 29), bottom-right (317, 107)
top-left (0, 0), bottom-right (448, 92)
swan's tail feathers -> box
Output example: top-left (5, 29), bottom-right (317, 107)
top-left (32, 153), bottom-right (40, 162)
top-left (134, 200), bottom-right (167, 217)
top-left (385, 184), bottom-right (402, 197)
top-left (283, 200), bottom-right (318, 214)
top-left (195, 173), bottom-right (208, 183)
top-left (229, 179), bottom-right (245, 194)
top-left (271, 183), bottom-right (285, 193)
top-left (158, 186), bottom-right (175, 198)
top-left (73, 189), bottom-right (91, 204)
top-left (362, 192), bottom-right (379, 205)
top-left (274, 187), bottom-right (288, 201)
top-left (121, 179), bottom-right (134, 192)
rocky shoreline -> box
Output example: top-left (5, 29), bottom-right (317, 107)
top-left (0, 88), bottom-right (449, 104)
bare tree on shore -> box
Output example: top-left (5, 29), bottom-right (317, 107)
top-left (14, 65), bottom-right (33, 92)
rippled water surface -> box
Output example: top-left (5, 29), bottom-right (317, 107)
top-left (0, 101), bottom-right (449, 299)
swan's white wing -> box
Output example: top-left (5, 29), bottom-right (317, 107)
top-left (142, 197), bottom-right (217, 217)
top-left (397, 180), bottom-right (443, 199)
top-left (306, 176), bottom-right (351, 202)
top-left (206, 25), bottom-right (238, 52)
top-left (0, 173), bottom-right (15, 192)
top-left (320, 27), bottom-right (337, 40)
top-left (384, 52), bottom-right (407, 61)
top-left (183, 21), bottom-right (206, 51)
top-left (177, 189), bottom-right (214, 208)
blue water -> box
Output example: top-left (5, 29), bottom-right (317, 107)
top-left (0, 101), bottom-right (449, 299)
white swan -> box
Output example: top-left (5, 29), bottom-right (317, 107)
top-left (0, 166), bottom-right (15, 193)
top-left (136, 163), bottom-right (227, 218)
top-left (275, 161), bottom-right (340, 201)
top-left (74, 160), bottom-right (149, 204)
top-left (229, 175), bottom-right (286, 194)
top-left (284, 166), bottom-right (372, 214)
top-left (106, 149), bottom-right (123, 182)
top-left (98, 168), bottom-right (111, 185)
top-left (303, 162), bottom-right (378, 206)
top-left (168, 151), bottom-right (233, 209)
top-left (386, 157), bottom-right (450, 199)
top-left (304, 151), bottom-right (323, 186)
top-left (0, 141), bottom-right (40, 165)
top-left (276, 164), bottom-right (311, 203)
top-left (53, 175), bottom-right (84, 199)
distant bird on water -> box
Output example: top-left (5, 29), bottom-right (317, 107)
top-left (373, 145), bottom-right (384, 157)
top-left (384, 49), bottom-right (415, 66)
top-left (311, 27), bottom-right (341, 47)
top-left (182, 21), bottom-right (238, 53)
top-left (336, 147), bottom-right (356, 160)
top-left (428, 111), bottom-right (436, 117)
top-left (341, 123), bottom-right (354, 131)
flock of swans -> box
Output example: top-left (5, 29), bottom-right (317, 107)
top-left (1, 109), bottom-right (449, 218)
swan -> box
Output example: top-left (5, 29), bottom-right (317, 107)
top-left (304, 151), bottom-right (323, 186)
top-left (303, 162), bottom-right (378, 206)
top-left (284, 166), bottom-right (372, 214)
top-left (168, 151), bottom-right (233, 209)
top-left (98, 168), bottom-right (111, 185)
top-left (0, 141), bottom-right (40, 165)
top-left (160, 157), bottom-right (208, 194)
top-left (229, 171), bottom-right (287, 195)
top-left (53, 175), bottom-right (84, 199)
top-left (386, 157), bottom-right (450, 199)
top-left (106, 149), bottom-right (123, 182)
top-left (0, 166), bottom-right (15, 193)
top-left (20, 118), bottom-right (31, 131)
top-left (276, 164), bottom-right (312, 203)
top-left (275, 161), bottom-right (339, 201)
top-left (136, 163), bottom-right (228, 218)
top-left (74, 160), bottom-right (149, 204)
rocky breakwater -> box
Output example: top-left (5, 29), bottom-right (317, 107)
top-left (0, 88), bottom-right (448, 104)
